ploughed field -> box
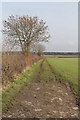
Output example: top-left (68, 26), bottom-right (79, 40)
top-left (2, 58), bottom-right (79, 118)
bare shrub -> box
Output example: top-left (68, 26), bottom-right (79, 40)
top-left (2, 52), bottom-right (40, 86)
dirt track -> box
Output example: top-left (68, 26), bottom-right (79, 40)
top-left (2, 59), bottom-right (79, 118)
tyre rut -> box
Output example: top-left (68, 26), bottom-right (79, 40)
top-left (2, 58), bottom-right (79, 118)
top-left (46, 59), bottom-right (78, 106)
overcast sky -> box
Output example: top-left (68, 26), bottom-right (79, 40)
top-left (1, 2), bottom-right (78, 52)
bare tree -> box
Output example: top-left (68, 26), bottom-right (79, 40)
top-left (3, 15), bottom-right (50, 65)
top-left (32, 43), bottom-right (45, 56)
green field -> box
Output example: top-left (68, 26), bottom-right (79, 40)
top-left (47, 58), bottom-right (78, 94)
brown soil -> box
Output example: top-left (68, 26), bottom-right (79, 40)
top-left (2, 59), bottom-right (79, 119)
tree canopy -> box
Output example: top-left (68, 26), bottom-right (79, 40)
top-left (3, 15), bottom-right (50, 65)
top-left (3, 15), bottom-right (50, 55)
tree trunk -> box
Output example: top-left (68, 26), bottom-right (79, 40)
top-left (27, 45), bottom-right (32, 66)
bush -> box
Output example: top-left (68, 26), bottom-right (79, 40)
top-left (2, 52), bottom-right (40, 86)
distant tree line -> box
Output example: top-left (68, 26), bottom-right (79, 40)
top-left (43, 52), bottom-right (78, 55)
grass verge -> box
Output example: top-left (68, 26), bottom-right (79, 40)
top-left (2, 60), bottom-right (42, 112)
top-left (40, 59), bottom-right (55, 83)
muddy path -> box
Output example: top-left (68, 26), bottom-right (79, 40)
top-left (2, 58), bottom-right (79, 118)
top-left (35, 58), bottom-right (44, 83)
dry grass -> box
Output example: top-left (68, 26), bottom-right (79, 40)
top-left (2, 52), bottom-right (40, 86)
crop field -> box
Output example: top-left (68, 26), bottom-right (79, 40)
top-left (2, 57), bottom-right (79, 118)
top-left (47, 58), bottom-right (78, 94)
top-left (2, 3), bottom-right (79, 119)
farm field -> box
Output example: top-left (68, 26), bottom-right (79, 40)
top-left (47, 58), bottom-right (78, 94)
top-left (2, 57), bottom-right (79, 118)
top-left (2, 2), bottom-right (79, 119)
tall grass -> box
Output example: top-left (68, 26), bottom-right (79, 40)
top-left (2, 52), bottom-right (40, 86)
